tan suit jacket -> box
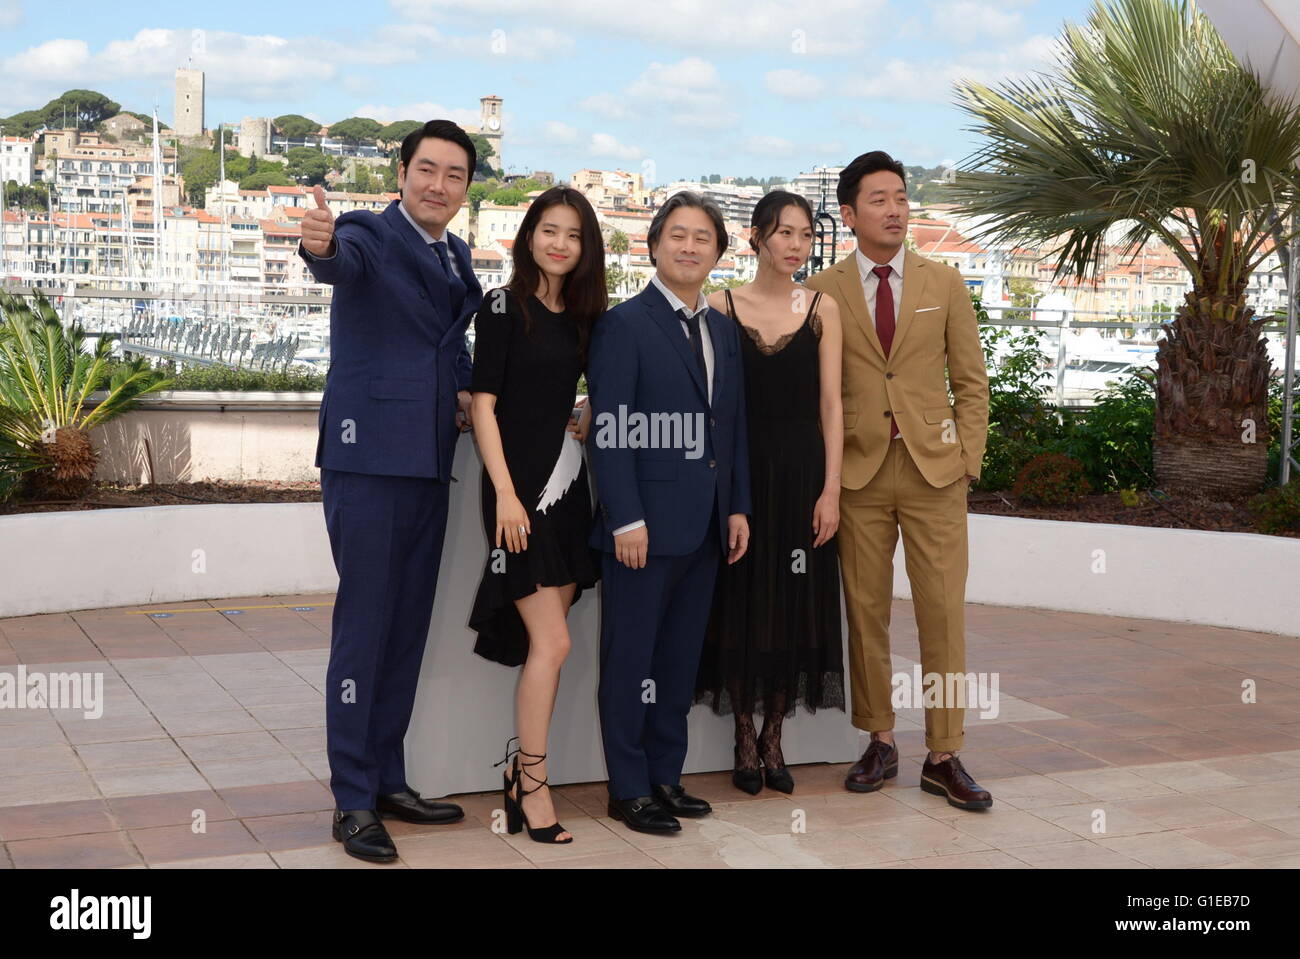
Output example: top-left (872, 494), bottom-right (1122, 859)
top-left (806, 249), bottom-right (989, 489)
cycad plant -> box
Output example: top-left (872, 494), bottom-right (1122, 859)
top-left (0, 292), bottom-right (173, 501)
top-left (950, 0), bottom-right (1300, 497)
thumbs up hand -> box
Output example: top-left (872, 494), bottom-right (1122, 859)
top-left (302, 185), bottom-right (335, 257)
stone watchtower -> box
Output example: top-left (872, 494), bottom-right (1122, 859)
top-left (174, 68), bottom-right (205, 138)
top-left (479, 95), bottom-right (503, 173)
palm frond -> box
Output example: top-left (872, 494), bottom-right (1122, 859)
top-left (950, 0), bottom-right (1300, 292)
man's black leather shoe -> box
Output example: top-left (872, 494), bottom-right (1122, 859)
top-left (377, 788), bottom-right (465, 824)
top-left (607, 796), bottom-right (681, 834)
top-left (332, 809), bottom-right (398, 862)
top-left (651, 783), bottom-right (712, 818)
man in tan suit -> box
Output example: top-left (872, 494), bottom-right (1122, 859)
top-left (806, 151), bottom-right (992, 809)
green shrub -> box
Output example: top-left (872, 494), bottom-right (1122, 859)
top-left (0, 292), bottom-right (173, 502)
top-left (1013, 452), bottom-right (1093, 506)
top-left (974, 296), bottom-right (1061, 490)
top-left (1265, 374), bottom-right (1285, 485)
top-left (1056, 372), bottom-right (1155, 492)
top-left (169, 364), bottom-right (326, 391)
top-left (102, 358), bottom-right (326, 392)
top-left (1248, 481), bottom-right (1300, 534)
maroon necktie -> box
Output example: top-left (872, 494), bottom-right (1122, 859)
top-left (873, 265), bottom-right (900, 439)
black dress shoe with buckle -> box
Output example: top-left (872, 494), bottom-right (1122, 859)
top-left (651, 783), bottom-right (712, 818)
top-left (332, 809), bottom-right (398, 862)
top-left (377, 788), bottom-right (465, 825)
top-left (607, 796), bottom-right (681, 833)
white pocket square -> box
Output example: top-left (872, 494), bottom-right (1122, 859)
top-left (915, 306), bottom-right (941, 313)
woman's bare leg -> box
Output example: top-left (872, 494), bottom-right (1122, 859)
top-left (512, 582), bottom-right (577, 841)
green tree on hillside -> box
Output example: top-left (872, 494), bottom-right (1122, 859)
top-left (274, 114), bottom-right (321, 138)
top-left (329, 117), bottom-right (382, 142)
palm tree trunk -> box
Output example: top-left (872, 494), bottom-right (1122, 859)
top-left (1152, 293), bottom-right (1271, 497)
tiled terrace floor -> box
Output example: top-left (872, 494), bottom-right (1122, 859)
top-left (2, 596), bottom-right (1300, 868)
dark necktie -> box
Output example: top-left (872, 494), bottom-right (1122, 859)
top-left (430, 240), bottom-right (467, 316)
top-left (680, 307), bottom-right (709, 396)
top-left (873, 264), bottom-right (900, 439)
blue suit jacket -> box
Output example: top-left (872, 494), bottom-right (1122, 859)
top-left (299, 200), bottom-right (482, 481)
top-left (586, 282), bottom-right (752, 557)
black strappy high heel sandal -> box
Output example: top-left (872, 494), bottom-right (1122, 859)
top-left (508, 747), bottom-right (573, 844)
top-left (494, 735), bottom-right (522, 820)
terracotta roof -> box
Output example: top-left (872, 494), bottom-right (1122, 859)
top-left (259, 219), bottom-right (302, 236)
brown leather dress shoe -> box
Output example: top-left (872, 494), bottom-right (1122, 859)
top-left (845, 738), bottom-right (899, 793)
top-left (920, 754), bottom-right (993, 810)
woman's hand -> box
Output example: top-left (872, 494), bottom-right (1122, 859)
top-left (496, 490), bottom-right (530, 553)
top-left (812, 488), bottom-right (840, 548)
top-left (567, 397), bottom-right (590, 443)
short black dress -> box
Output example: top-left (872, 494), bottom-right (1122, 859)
top-left (695, 289), bottom-right (846, 716)
top-left (468, 288), bottom-right (599, 667)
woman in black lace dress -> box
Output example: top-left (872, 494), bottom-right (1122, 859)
top-left (696, 190), bottom-right (846, 794)
top-left (469, 186), bottom-right (605, 842)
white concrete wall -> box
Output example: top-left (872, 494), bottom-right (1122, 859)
top-left (0, 501), bottom-right (336, 618)
top-left (90, 392), bottom-right (322, 484)
top-left (4, 433), bottom-right (1298, 794)
top-left (960, 515), bottom-right (1300, 637)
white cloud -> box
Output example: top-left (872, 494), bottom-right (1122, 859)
top-left (0, 30), bottom-right (345, 103)
top-left (341, 74), bottom-right (378, 96)
top-left (577, 92), bottom-right (628, 121)
top-left (4, 38), bottom-right (91, 77)
top-left (929, 0), bottom-right (1027, 43)
top-left (764, 68), bottom-right (825, 101)
top-left (742, 135), bottom-right (798, 158)
top-left (843, 34), bottom-right (1057, 104)
top-left (351, 101), bottom-right (481, 126)
top-left (369, 22), bottom-right (573, 60)
top-left (0, 0), bottom-right (21, 28)
top-left (0, 23), bottom-right (573, 112)
top-left (589, 132), bottom-right (644, 161)
top-left (391, 0), bottom-right (886, 55)
top-left (542, 120), bottom-right (581, 145)
top-left (583, 57), bottom-right (740, 130)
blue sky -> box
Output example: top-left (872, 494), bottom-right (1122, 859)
top-left (0, 0), bottom-right (1096, 183)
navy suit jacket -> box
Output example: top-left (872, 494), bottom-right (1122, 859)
top-left (299, 200), bottom-right (482, 481)
top-left (586, 282), bottom-right (752, 557)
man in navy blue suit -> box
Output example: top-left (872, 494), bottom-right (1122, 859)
top-left (587, 191), bottom-right (752, 834)
top-left (298, 120), bottom-right (483, 862)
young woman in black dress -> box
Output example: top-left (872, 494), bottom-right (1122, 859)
top-left (696, 190), bottom-right (846, 794)
top-left (469, 186), bottom-right (606, 843)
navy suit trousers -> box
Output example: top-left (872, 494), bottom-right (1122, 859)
top-left (320, 467), bottom-right (450, 810)
top-left (598, 509), bottom-right (721, 800)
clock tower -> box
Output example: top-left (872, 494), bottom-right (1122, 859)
top-left (479, 95), bottom-right (503, 173)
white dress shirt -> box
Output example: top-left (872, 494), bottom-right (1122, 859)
top-left (398, 200), bottom-right (462, 281)
top-left (611, 274), bottom-right (716, 537)
top-left (856, 245), bottom-right (906, 438)
top-left (855, 244), bottom-right (905, 325)
top-left (650, 273), bottom-right (714, 397)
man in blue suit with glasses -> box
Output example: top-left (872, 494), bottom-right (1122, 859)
top-left (299, 120), bottom-right (482, 862)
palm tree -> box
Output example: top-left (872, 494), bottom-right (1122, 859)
top-left (0, 292), bottom-right (173, 501)
top-left (949, 0), bottom-right (1300, 497)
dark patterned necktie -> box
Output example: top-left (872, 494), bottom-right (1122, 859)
top-left (680, 308), bottom-right (708, 391)
top-left (431, 240), bottom-right (467, 316)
